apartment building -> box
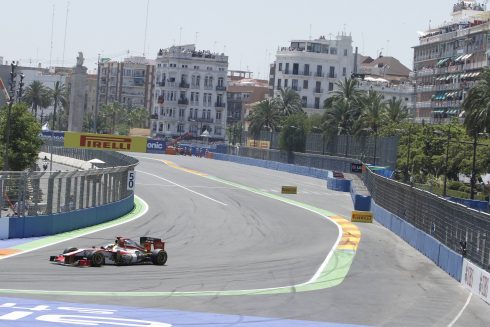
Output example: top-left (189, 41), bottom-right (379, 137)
top-left (356, 55), bottom-right (415, 116)
top-left (271, 33), bottom-right (354, 115)
top-left (227, 70), bottom-right (268, 126)
top-left (98, 56), bottom-right (155, 113)
top-left (412, 0), bottom-right (490, 123)
top-left (152, 45), bottom-right (228, 140)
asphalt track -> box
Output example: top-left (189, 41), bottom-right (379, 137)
top-left (0, 153), bottom-right (488, 326)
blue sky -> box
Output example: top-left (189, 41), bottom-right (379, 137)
top-left (2, 0), bottom-right (454, 77)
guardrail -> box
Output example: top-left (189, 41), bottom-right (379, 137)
top-left (363, 167), bottom-right (490, 272)
top-left (0, 146), bottom-right (137, 219)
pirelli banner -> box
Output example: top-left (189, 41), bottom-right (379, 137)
top-left (64, 132), bottom-right (148, 153)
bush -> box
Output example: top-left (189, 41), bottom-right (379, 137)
top-left (448, 180), bottom-right (464, 191)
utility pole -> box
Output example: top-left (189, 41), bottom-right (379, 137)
top-left (470, 133), bottom-right (478, 200)
top-left (443, 126), bottom-right (451, 197)
top-left (4, 62), bottom-right (17, 171)
top-left (94, 54), bottom-right (101, 133)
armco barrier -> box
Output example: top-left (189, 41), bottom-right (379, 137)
top-left (8, 195), bottom-right (134, 238)
top-left (372, 200), bottom-right (463, 281)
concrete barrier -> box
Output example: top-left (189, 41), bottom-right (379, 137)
top-left (326, 177), bottom-right (351, 192)
top-left (8, 195), bottom-right (134, 238)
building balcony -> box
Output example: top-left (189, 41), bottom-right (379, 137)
top-left (150, 113), bottom-right (159, 120)
top-left (178, 98), bottom-right (189, 105)
top-left (313, 88), bottom-right (323, 94)
top-left (191, 83), bottom-right (200, 89)
top-left (315, 72), bottom-right (324, 77)
top-left (188, 117), bottom-right (214, 123)
top-left (328, 73), bottom-right (337, 78)
top-left (300, 71), bottom-right (311, 76)
top-left (215, 102), bottom-right (226, 108)
top-left (216, 85), bottom-right (227, 91)
top-left (179, 82), bottom-right (190, 88)
top-left (203, 85), bottom-right (213, 90)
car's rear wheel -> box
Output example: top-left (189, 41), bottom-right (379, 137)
top-left (63, 247), bottom-right (78, 254)
top-left (151, 250), bottom-right (167, 265)
top-left (88, 252), bottom-right (105, 267)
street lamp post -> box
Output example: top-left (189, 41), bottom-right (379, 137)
top-left (4, 62), bottom-right (17, 171)
top-left (443, 126), bottom-right (451, 197)
top-left (94, 54), bottom-right (101, 133)
top-left (470, 133), bottom-right (478, 200)
top-left (405, 126), bottom-right (412, 184)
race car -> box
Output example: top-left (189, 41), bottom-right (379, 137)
top-left (49, 236), bottom-right (168, 267)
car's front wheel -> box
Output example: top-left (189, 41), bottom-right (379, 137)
top-left (89, 252), bottom-right (105, 267)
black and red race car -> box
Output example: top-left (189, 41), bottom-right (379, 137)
top-left (49, 236), bottom-right (168, 267)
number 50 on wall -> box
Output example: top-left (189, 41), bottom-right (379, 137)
top-left (127, 171), bottom-right (136, 190)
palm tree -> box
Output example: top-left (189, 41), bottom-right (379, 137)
top-left (100, 102), bottom-right (123, 134)
top-left (49, 81), bottom-right (68, 130)
top-left (127, 106), bottom-right (149, 129)
top-left (461, 67), bottom-right (490, 198)
top-left (22, 81), bottom-right (51, 121)
top-left (322, 98), bottom-right (353, 137)
top-left (276, 88), bottom-right (303, 116)
top-left (247, 99), bottom-right (282, 145)
top-left (385, 98), bottom-right (409, 124)
top-left (324, 77), bottom-right (362, 118)
top-left (354, 91), bottom-right (387, 165)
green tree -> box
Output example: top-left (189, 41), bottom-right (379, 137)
top-left (100, 102), bottom-right (124, 134)
top-left (0, 103), bottom-right (42, 171)
top-left (322, 98), bottom-right (354, 138)
top-left (247, 99), bottom-right (281, 142)
top-left (48, 81), bottom-right (68, 130)
top-left (385, 98), bottom-right (409, 124)
top-left (354, 91), bottom-right (387, 164)
top-left (22, 81), bottom-right (52, 120)
top-left (276, 88), bottom-right (303, 116)
top-left (279, 113), bottom-right (307, 153)
top-left (461, 67), bottom-right (490, 198)
top-left (323, 77), bottom-right (362, 119)
top-left (127, 106), bottom-right (149, 129)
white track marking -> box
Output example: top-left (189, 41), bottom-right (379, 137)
top-left (447, 292), bottom-right (472, 327)
top-left (137, 170), bottom-right (228, 206)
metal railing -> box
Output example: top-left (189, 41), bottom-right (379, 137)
top-left (0, 146), bottom-right (138, 217)
top-left (363, 167), bottom-right (490, 271)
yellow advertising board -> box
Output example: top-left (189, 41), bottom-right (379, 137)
top-left (281, 186), bottom-right (297, 194)
top-left (351, 210), bottom-right (373, 223)
top-left (64, 132), bottom-right (147, 153)
top-left (246, 139), bottom-right (270, 149)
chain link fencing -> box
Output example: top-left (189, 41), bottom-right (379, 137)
top-left (0, 146), bottom-right (137, 218)
top-left (363, 167), bottom-right (490, 271)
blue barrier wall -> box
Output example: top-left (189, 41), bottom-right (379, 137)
top-left (8, 195), bottom-right (134, 238)
top-left (371, 200), bottom-right (462, 281)
top-left (447, 197), bottom-right (489, 212)
top-left (326, 177), bottom-right (351, 192)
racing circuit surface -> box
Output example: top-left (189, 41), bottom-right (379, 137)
top-left (0, 153), bottom-right (488, 326)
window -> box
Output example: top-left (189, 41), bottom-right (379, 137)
top-left (303, 80), bottom-right (308, 89)
top-left (284, 79), bottom-right (288, 88)
top-left (285, 63), bottom-right (290, 74)
top-left (277, 79), bottom-right (282, 89)
top-left (218, 77), bottom-right (224, 87)
top-left (301, 96), bottom-right (307, 107)
top-left (207, 66), bottom-right (213, 70)
top-left (342, 67), bottom-right (346, 77)
top-left (304, 64), bottom-right (310, 75)
top-left (328, 82), bottom-right (334, 91)
top-left (194, 65), bottom-right (199, 70)
top-left (344, 49), bottom-right (348, 56)
top-left (316, 65), bottom-right (322, 77)
top-left (292, 79), bottom-right (298, 91)
top-left (293, 63), bottom-right (299, 75)
top-left (159, 123), bottom-right (163, 132)
top-left (314, 97), bottom-right (320, 109)
top-left (189, 108), bottom-right (193, 118)
top-left (329, 66), bottom-right (335, 78)
top-left (315, 81), bottom-right (321, 93)
top-left (216, 111), bottom-right (222, 120)
top-left (278, 63), bottom-right (283, 71)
